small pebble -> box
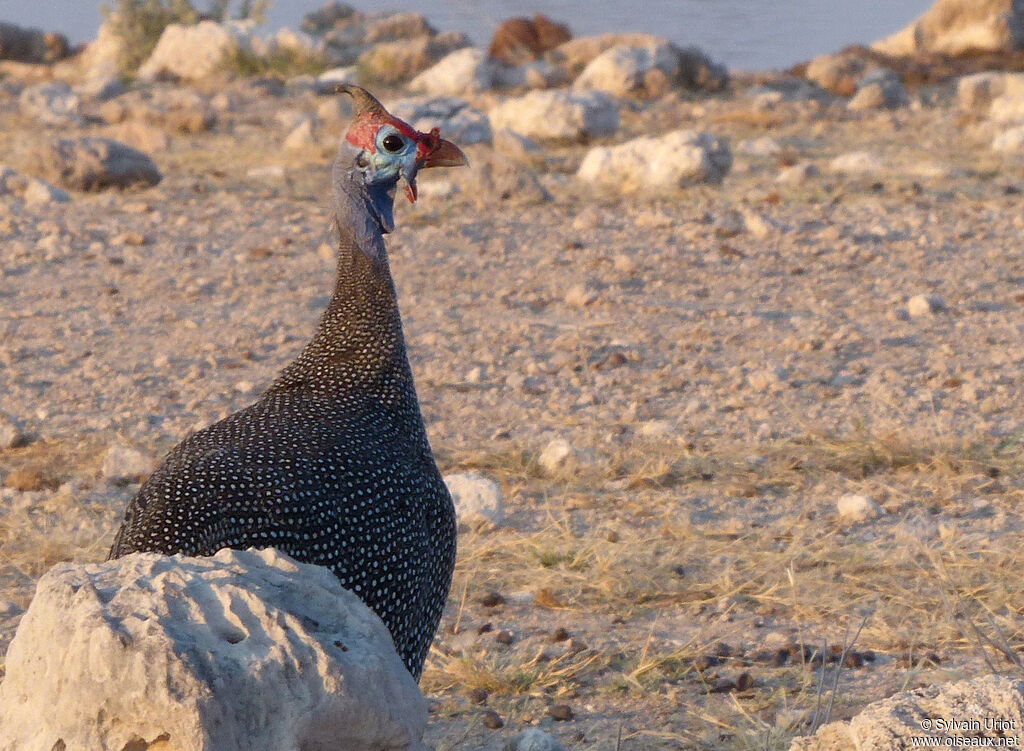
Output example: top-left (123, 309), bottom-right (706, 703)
top-left (837, 493), bottom-right (884, 523)
top-left (538, 438), bottom-right (576, 474)
top-left (548, 703), bottom-right (574, 721)
top-left (564, 282), bottom-right (599, 308)
top-left (468, 688), bottom-right (489, 705)
top-left (692, 655), bottom-right (720, 672)
top-left (550, 627), bottom-right (570, 642)
top-left (480, 591), bottom-right (506, 608)
top-left (710, 677), bottom-right (736, 693)
top-left (907, 294), bottom-right (945, 317)
top-left (494, 629), bottom-right (515, 644)
top-left (481, 709), bottom-right (504, 729)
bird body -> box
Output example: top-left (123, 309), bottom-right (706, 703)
top-left (109, 86), bottom-right (467, 680)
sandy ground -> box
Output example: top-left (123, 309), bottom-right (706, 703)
top-left (1, 69), bottom-right (1024, 750)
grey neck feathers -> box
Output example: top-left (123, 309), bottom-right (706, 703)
top-left (267, 147), bottom-right (411, 397)
top-left (331, 142), bottom-right (396, 256)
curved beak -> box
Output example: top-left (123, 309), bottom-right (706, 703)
top-left (421, 137), bottom-right (469, 169)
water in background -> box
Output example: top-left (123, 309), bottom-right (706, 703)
top-left (5, 0), bottom-right (933, 70)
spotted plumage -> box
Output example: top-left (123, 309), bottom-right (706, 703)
top-left (108, 86), bottom-right (467, 680)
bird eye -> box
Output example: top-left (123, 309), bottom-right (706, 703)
top-left (381, 134), bottom-right (405, 153)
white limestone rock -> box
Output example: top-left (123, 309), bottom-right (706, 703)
top-left (444, 471), bottom-right (504, 530)
top-left (957, 71), bottom-right (1024, 118)
top-left (555, 33), bottom-right (727, 92)
top-left (539, 438), bottom-right (578, 474)
top-left (848, 69), bottom-right (908, 111)
top-left (790, 674), bottom-right (1024, 751)
top-left (577, 129), bottom-right (732, 191)
top-left (573, 42), bottom-right (680, 98)
top-left (0, 548), bottom-right (428, 751)
top-left (493, 59), bottom-right (569, 90)
top-left (23, 178), bottom-right (70, 206)
top-left (357, 31), bottom-right (471, 86)
top-left (79, 16), bottom-right (125, 81)
top-left (266, 27), bottom-right (319, 57)
top-left (872, 0), bottom-right (1024, 57)
top-left (409, 47), bottom-right (495, 96)
top-left (138, 20), bottom-right (254, 81)
top-left (989, 83), bottom-right (1024, 123)
top-left (489, 90), bottom-right (619, 141)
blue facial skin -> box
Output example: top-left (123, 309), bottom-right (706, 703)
top-left (361, 125), bottom-right (417, 235)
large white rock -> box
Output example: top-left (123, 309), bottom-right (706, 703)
top-left (790, 674), bottom-right (1024, 750)
top-left (409, 47), bottom-right (495, 96)
top-left (0, 548), bottom-right (427, 751)
top-left (577, 129), bottom-right (731, 191)
top-left (444, 471), bottom-right (504, 530)
top-left (847, 69), bottom-right (908, 111)
top-left (958, 71), bottom-right (1024, 121)
top-left (79, 16), bottom-right (125, 82)
top-left (573, 42), bottom-right (680, 98)
top-left (872, 0), bottom-right (1024, 57)
top-left (489, 89), bottom-right (619, 141)
top-left (138, 20), bottom-right (253, 81)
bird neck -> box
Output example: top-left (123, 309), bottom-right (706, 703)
top-left (268, 209), bottom-right (411, 397)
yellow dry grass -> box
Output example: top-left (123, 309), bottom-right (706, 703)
top-left (421, 426), bottom-right (1024, 749)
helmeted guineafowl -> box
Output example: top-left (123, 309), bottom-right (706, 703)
top-left (108, 85), bottom-right (466, 681)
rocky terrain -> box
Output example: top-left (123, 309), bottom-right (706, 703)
top-left (2, 1), bottom-right (1024, 749)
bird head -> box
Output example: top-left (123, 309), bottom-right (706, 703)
top-left (335, 85), bottom-right (467, 233)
